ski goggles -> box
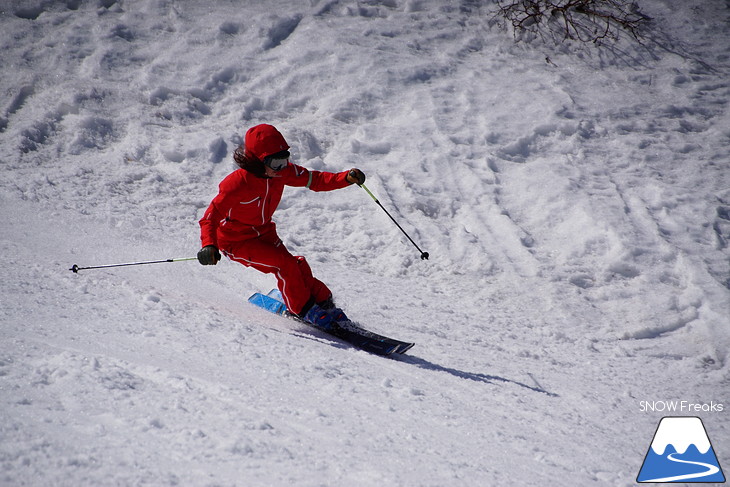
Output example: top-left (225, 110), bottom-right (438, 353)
top-left (264, 152), bottom-right (290, 171)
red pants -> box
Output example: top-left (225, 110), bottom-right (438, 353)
top-left (221, 231), bottom-right (331, 315)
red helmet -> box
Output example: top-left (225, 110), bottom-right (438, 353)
top-left (244, 124), bottom-right (290, 161)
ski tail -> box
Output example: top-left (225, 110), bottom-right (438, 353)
top-left (247, 291), bottom-right (288, 316)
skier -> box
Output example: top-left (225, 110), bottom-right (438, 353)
top-left (197, 124), bottom-right (366, 329)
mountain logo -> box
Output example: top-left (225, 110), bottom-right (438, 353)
top-left (637, 416), bottom-right (725, 483)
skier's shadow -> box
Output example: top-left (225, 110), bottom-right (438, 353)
top-left (286, 327), bottom-right (557, 396)
top-left (396, 354), bottom-right (559, 397)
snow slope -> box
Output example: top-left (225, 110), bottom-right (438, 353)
top-left (1, 0), bottom-right (729, 485)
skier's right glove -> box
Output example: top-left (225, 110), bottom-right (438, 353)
top-left (197, 245), bottom-right (221, 265)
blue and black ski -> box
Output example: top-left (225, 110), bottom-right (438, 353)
top-left (248, 290), bottom-right (415, 356)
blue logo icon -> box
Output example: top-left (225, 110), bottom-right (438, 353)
top-left (637, 417), bottom-right (725, 483)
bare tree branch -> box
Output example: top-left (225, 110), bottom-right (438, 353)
top-left (494, 0), bottom-right (649, 45)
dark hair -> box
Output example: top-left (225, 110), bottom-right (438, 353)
top-left (233, 144), bottom-right (266, 177)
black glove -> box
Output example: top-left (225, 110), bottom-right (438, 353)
top-left (197, 245), bottom-right (221, 265)
top-left (346, 168), bottom-right (366, 185)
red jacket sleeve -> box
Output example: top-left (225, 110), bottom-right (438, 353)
top-left (284, 164), bottom-right (351, 191)
top-left (199, 200), bottom-right (222, 248)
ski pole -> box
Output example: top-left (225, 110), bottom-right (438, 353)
top-left (70, 257), bottom-right (197, 273)
top-left (359, 183), bottom-right (429, 260)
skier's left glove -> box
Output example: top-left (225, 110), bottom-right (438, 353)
top-left (346, 168), bottom-right (366, 185)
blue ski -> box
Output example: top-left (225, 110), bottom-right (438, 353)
top-left (248, 290), bottom-right (415, 356)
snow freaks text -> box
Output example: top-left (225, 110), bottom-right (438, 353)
top-left (639, 401), bottom-right (725, 413)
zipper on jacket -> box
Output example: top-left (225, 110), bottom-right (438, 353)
top-left (261, 180), bottom-right (270, 225)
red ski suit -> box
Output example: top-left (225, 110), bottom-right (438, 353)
top-left (199, 164), bottom-right (352, 314)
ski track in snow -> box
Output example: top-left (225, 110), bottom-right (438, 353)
top-left (1, 1), bottom-right (729, 486)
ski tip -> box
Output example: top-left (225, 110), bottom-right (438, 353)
top-left (395, 343), bottom-right (415, 354)
top-left (380, 342), bottom-right (415, 357)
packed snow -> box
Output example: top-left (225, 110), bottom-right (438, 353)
top-left (1, 0), bottom-right (729, 486)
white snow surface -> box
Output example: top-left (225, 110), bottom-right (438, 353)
top-left (1, 1), bottom-right (729, 486)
